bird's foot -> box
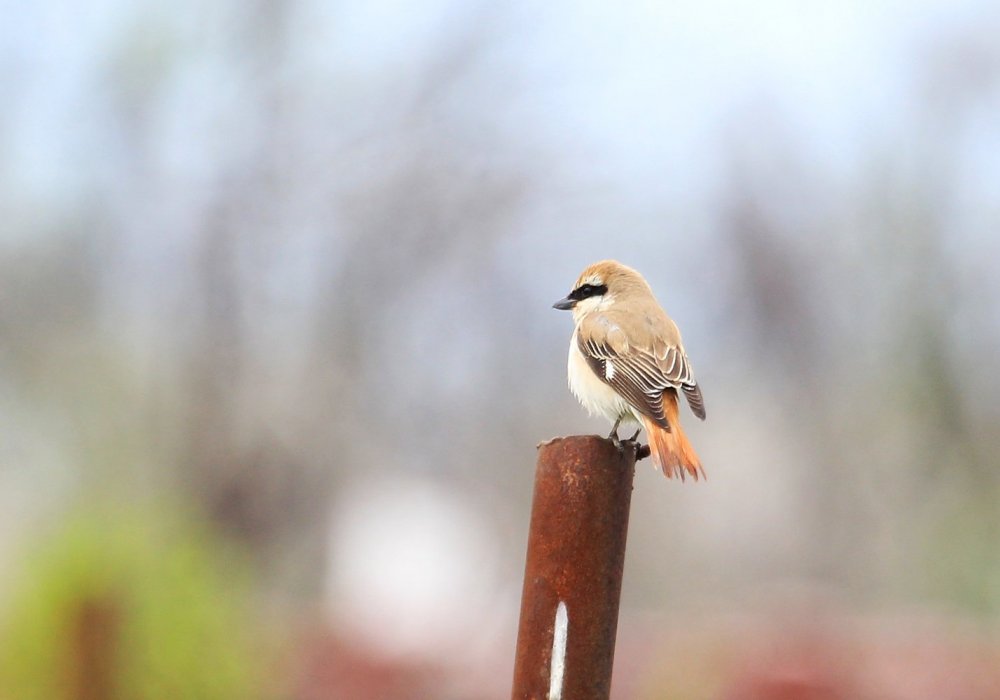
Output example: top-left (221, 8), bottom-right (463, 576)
top-left (623, 428), bottom-right (649, 460)
top-left (608, 430), bottom-right (622, 450)
top-left (607, 416), bottom-right (624, 450)
top-left (610, 426), bottom-right (644, 457)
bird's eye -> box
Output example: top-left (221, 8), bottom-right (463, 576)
top-left (570, 283), bottom-right (607, 300)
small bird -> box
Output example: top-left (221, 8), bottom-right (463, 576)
top-left (553, 260), bottom-right (706, 480)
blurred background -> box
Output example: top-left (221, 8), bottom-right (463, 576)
top-left (2, 0), bottom-right (1000, 698)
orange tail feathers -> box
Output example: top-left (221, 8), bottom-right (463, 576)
top-left (641, 391), bottom-right (705, 481)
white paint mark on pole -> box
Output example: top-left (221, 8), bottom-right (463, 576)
top-left (549, 600), bottom-right (568, 700)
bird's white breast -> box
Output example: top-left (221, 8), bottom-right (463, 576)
top-left (567, 328), bottom-right (635, 424)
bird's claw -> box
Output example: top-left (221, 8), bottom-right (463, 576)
top-left (623, 429), bottom-right (646, 459)
top-left (610, 427), bottom-right (643, 457)
top-left (607, 415), bottom-right (625, 451)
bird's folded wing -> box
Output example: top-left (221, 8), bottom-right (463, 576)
top-left (578, 314), bottom-right (706, 426)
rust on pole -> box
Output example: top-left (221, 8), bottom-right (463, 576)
top-left (512, 435), bottom-right (640, 700)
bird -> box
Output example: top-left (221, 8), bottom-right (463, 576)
top-left (553, 260), bottom-right (706, 480)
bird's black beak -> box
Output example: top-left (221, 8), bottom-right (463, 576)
top-left (552, 296), bottom-right (576, 310)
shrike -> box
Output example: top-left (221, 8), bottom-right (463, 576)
top-left (553, 260), bottom-right (706, 480)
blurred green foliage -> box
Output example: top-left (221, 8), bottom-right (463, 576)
top-left (0, 506), bottom-right (270, 700)
top-left (924, 493), bottom-right (1000, 615)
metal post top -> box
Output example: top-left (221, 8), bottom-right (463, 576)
top-left (513, 433), bottom-right (638, 700)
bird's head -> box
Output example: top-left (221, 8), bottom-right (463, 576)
top-left (552, 260), bottom-right (652, 322)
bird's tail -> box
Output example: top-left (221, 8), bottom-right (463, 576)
top-left (641, 390), bottom-right (704, 481)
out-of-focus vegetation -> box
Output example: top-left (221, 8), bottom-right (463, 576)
top-left (2, 1), bottom-right (1000, 698)
top-left (0, 507), bottom-right (267, 700)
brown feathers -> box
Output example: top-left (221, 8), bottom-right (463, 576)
top-left (641, 390), bottom-right (704, 481)
top-left (682, 382), bottom-right (706, 420)
top-left (576, 311), bottom-right (707, 426)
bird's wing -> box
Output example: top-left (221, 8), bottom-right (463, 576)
top-left (578, 313), bottom-right (706, 426)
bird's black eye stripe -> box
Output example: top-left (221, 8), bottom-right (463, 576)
top-left (569, 283), bottom-right (608, 301)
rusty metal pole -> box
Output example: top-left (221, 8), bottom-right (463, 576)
top-left (512, 435), bottom-right (640, 700)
